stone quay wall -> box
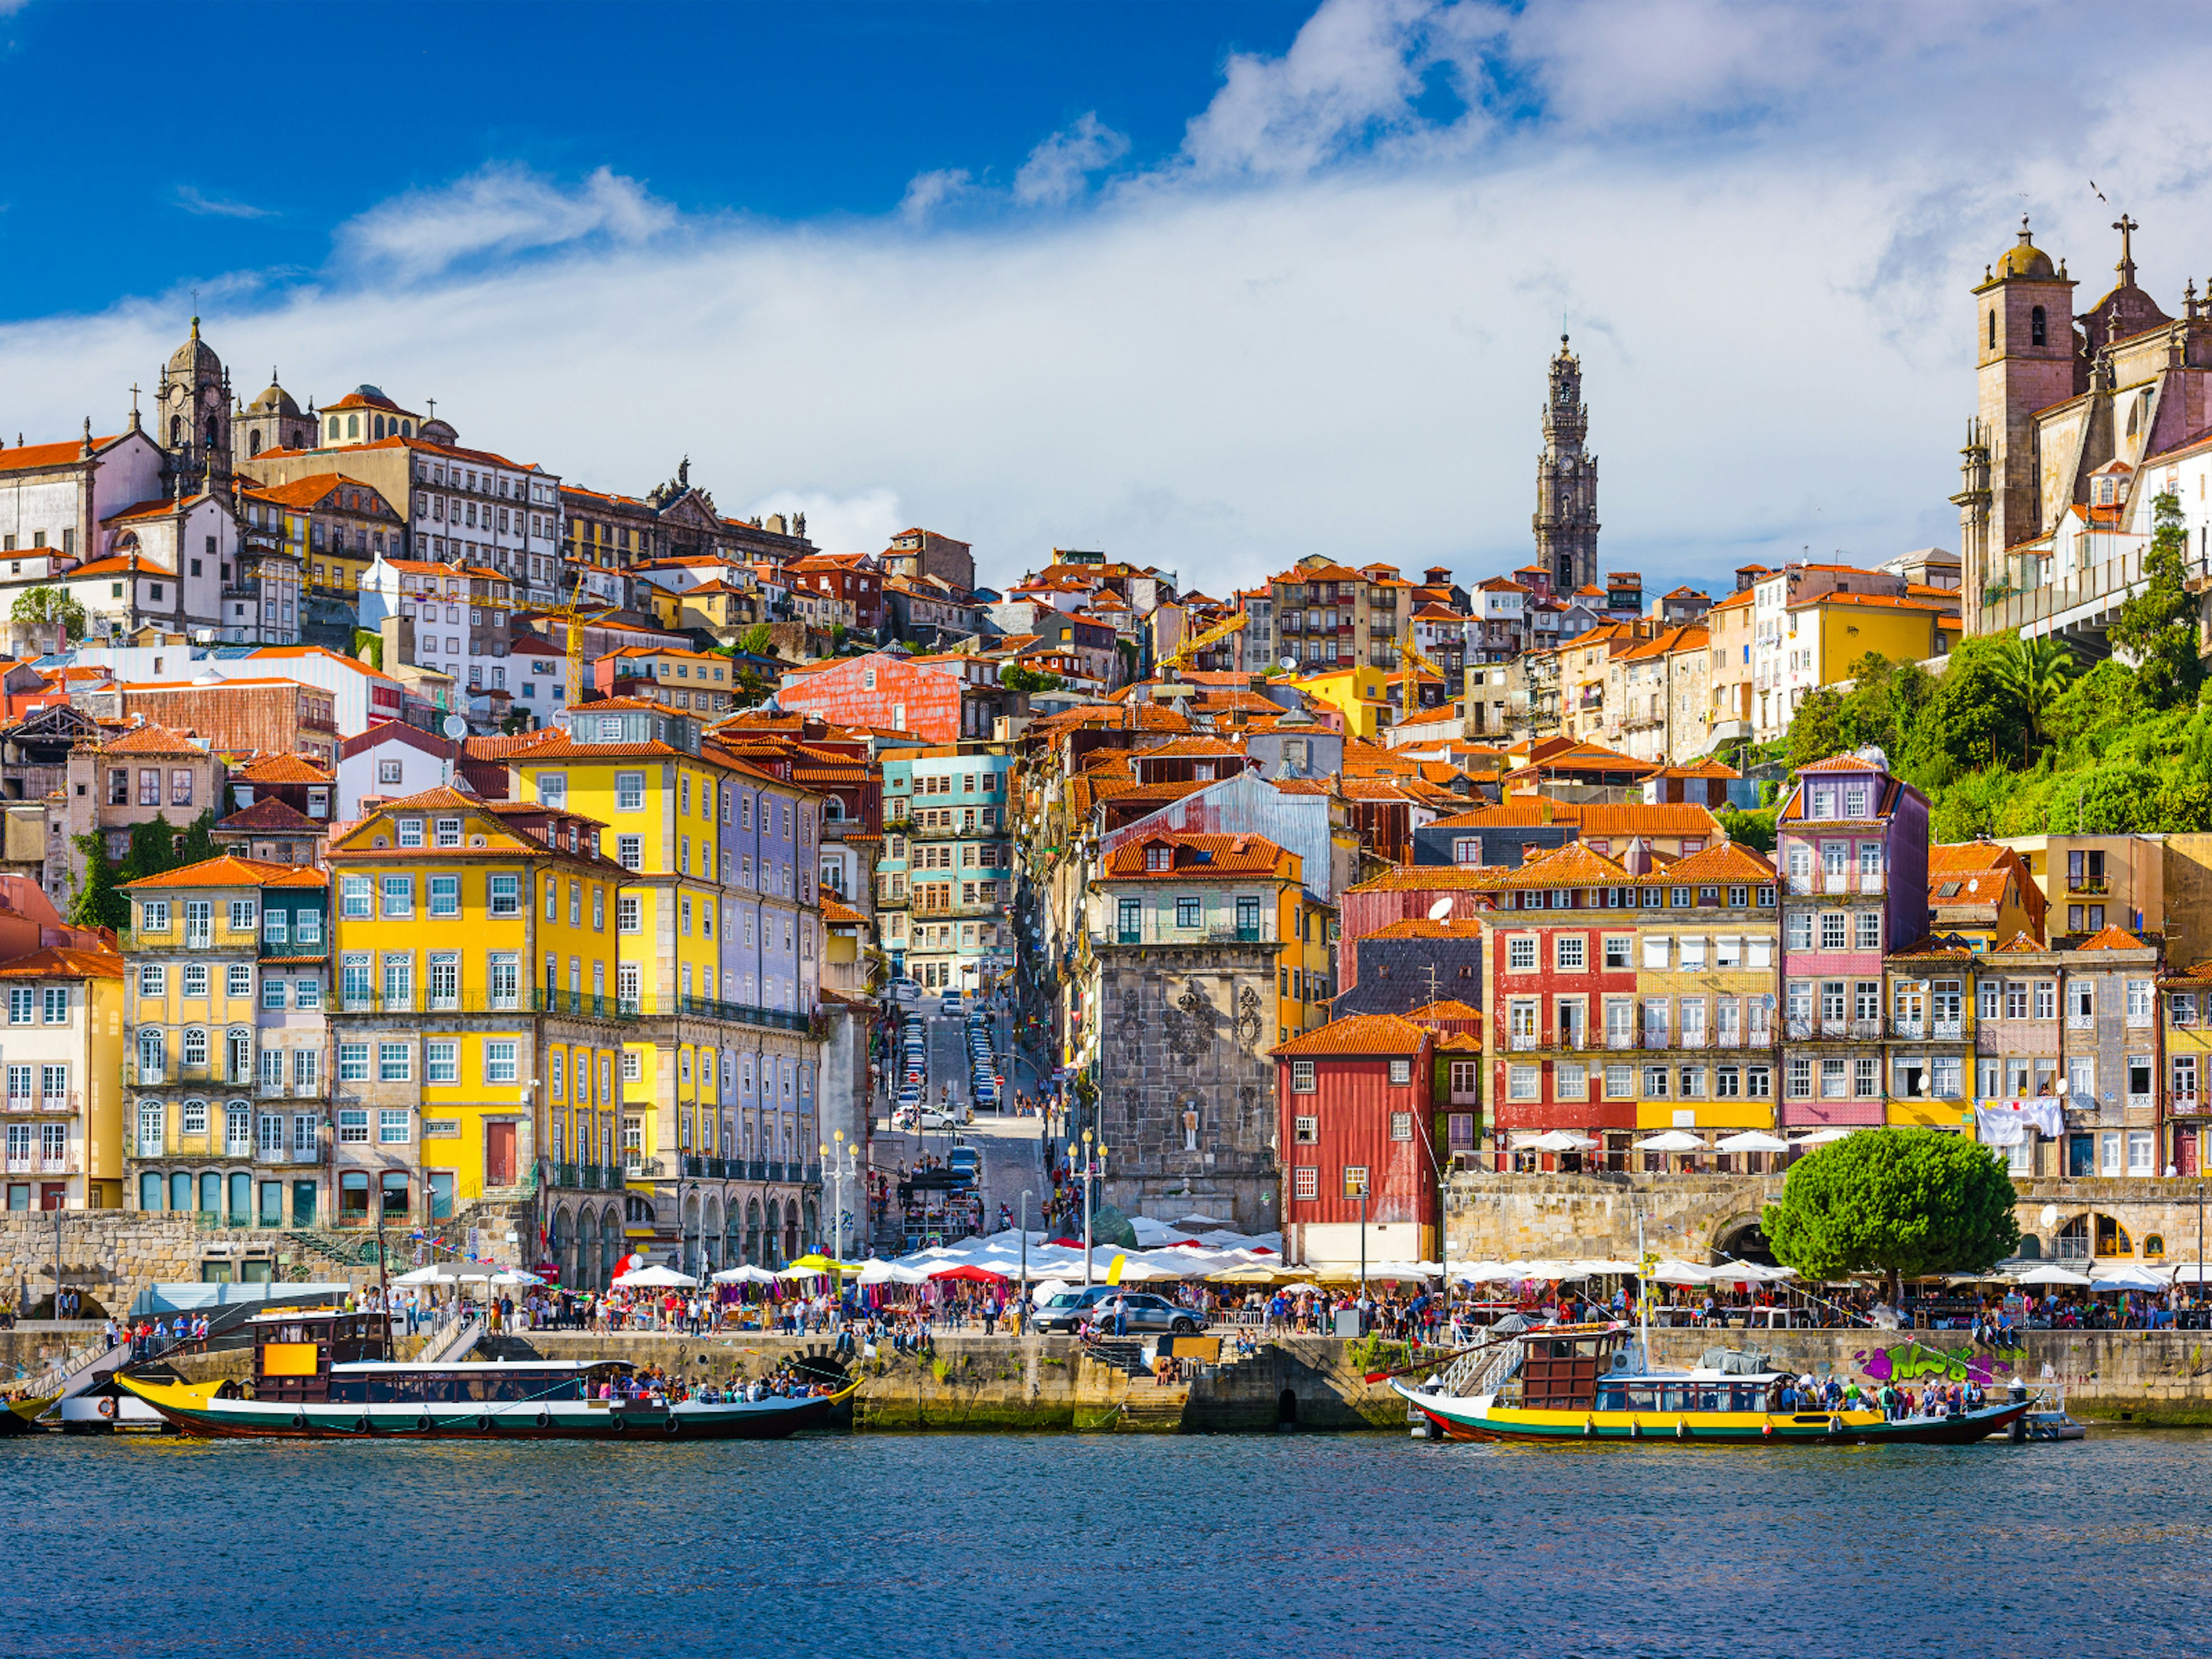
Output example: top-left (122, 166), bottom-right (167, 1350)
top-left (1443, 1171), bottom-right (2212, 1266)
top-left (135, 1327), bottom-right (2212, 1430)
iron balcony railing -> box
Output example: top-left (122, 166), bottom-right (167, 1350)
top-left (119, 925), bottom-right (264, 955)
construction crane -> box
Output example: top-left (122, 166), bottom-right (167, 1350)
top-left (1390, 615), bottom-right (1450, 727)
top-left (1161, 611), bottom-right (1249, 680)
top-left (538, 575), bottom-right (616, 714)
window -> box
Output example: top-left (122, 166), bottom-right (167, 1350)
top-left (182, 964), bottom-right (208, 999)
top-left (377, 1042), bottom-right (411, 1082)
top-left (1787, 1058), bottom-right (1812, 1099)
top-left (1508, 937), bottom-right (1536, 971)
top-left (1175, 896), bottom-right (1202, 929)
top-left (1819, 912), bottom-right (1846, 950)
top-left (536, 772), bottom-right (567, 808)
top-left (1786, 911), bottom-right (1812, 950)
top-left (1855, 911), bottom-right (1881, 950)
top-left (226, 963), bottom-right (251, 999)
top-left (6, 988), bottom-right (30, 1024)
top-left (487, 874), bottom-right (520, 916)
top-left (1293, 1115), bottom-right (1318, 1144)
top-left (1290, 1060), bottom-right (1317, 1094)
top-left (1555, 935), bottom-right (1586, 971)
top-left (1642, 936), bottom-right (1670, 970)
top-left (435, 817), bottom-right (462, 849)
top-left (338, 1042), bottom-right (369, 1081)
top-left (483, 1040), bottom-right (518, 1084)
top-left (378, 1109), bottom-right (410, 1145)
top-left (617, 834), bottom-right (643, 872)
top-left (1509, 1066), bottom-right (1540, 1100)
top-left (338, 1109), bottom-right (369, 1145)
top-left (1388, 1059), bottom-right (1412, 1085)
top-left (397, 817), bottom-right (425, 848)
top-left (228, 899), bottom-right (256, 933)
top-left (1293, 1166), bottom-right (1318, 1200)
top-left (296, 910), bottom-right (321, 945)
top-left (427, 875), bottom-right (460, 917)
top-left (140, 899), bottom-right (171, 933)
top-left (263, 908), bottom-right (289, 946)
top-left (262, 976), bottom-right (286, 1010)
top-left (340, 876), bottom-right (372, 918)
top-left (617, 895), bottom-right (641, 934)
top-left (380, 876), bottom-right (412, 918)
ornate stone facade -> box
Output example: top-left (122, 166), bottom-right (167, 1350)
top-left (1532, 334), bottom-right (1599, 595)
top-left (1096, 945), bottom-right (1278, 1230)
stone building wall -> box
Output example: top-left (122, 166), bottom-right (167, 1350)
top-left (1096, 945), bottom-right (1278, 1231)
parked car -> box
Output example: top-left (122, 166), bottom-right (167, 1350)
top-left (917, 1105), bottom-right (967, 1131)
top-left (1033, 1290), bottom-right (1203, 1336)
top-left (889, 978), bottom-right (923, 1002)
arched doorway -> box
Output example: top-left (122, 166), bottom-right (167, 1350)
top-left (551, 1206), bottom-right (573, 1287)
top-left (601, 1206), bottom-right (622, 1286)
top-left (577, 1207), bottom-right (600, 1290)
top-left (802, 1200), bottom-right (818, 1255)
top-left (745, 1198), bottom-right (762, 1265)
top-left (783, 1202), bottom-right (800, 1264)
top-left (681, 1192), bottom-right (702, 1275)
top-left (1717, 1220), bottom-right (1778, 1267)
top-left (702, 1197), bottom-right (723, 1272)
top-left (725, 1206), bottom-right (742, 1270)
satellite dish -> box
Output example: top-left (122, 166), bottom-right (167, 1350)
top-left (1279, 656), bottom-right (1298, 671)
top-left (2039, 1203), bottom-right (2059, 1230)
top-left (1426, 897), bottom-right (1455, 922)
top-left (441, 715), bottom-right (468, 740)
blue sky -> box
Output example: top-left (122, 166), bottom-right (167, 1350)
top-left (0, 2), bottom-right (2204, 598)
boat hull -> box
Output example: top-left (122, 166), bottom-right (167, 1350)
top-left (117, 1375), bottom-right (853, 1442)
top-left (1393, 1383), bottom-right (2029, 1446)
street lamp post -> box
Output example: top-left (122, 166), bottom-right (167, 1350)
top-left (1080, 1130), bottom-right (1110, 1287)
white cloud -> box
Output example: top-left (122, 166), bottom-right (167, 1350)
top-left (4, 1), bottom-right (2211, 606)
top-left (335, 162), bottom-right (675, 282)
top-left (899, 168), bottom-right (974, 225)
top-left (173, 185), bottom-right (276, 220)
top-left (1013, 113), bottom-right (1131, 206)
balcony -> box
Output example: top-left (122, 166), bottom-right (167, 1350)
top-left (1932, 1018), bottom-right (1965, 1040)
top-left (1891, 1017), bottom-right (1925, 1039)
top-left (2069, 879), bottom-right (2109, 896)
top-left (329, 989), bottom-right (643, 1024)
top-left (40, 1093), bottom-right (75, 1115)
top-left (3, 1093), bottom-right (27, 1113)
top-left (2173, 1094), bottom-right (2206, 1116)
top-left (1508, 1032), bottom-right (1542, 1052)
top-left (125, 1060), bottom-right (250, 1088)
top-left (2066, 1014), bottom-right (2096, 1031)
top-left (120, 925), bottom-right (263, 955)
top-left (1604, 1031), bottom-right (1638, 1051)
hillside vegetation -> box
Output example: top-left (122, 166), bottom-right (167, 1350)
top-left (1779, 492), bottom-right (2209, 844)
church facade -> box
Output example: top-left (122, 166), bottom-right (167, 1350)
top-left (1956, 215), bottom-right (2212, 646)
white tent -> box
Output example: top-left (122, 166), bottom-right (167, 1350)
top-left (1647, 1259), bottom-right (1711, 1284)
top-left (392, 1261), bottom-right (505, 1285)
top-left (1634, 1131), bottom-right (1705, 1153)
top-left (1452, 1260), bottom-right (1516, 1282)
top-left (1791, 1127), bottom-right (1858, 1146)
top-left (487, 1270), bottom-right (544, 1287)
top-left (1714, 1130), bottom-right (1791, 1153)
top-left (2090, 1264), bottom-right (2166, 1291)
top-left (2014, 1264), bottom-right (2092, 1286)
top-left (1513, 1130), bottom-right (1597, 1152)
top-left (613, 1264), bottom-right (698, 1289)
top-left (1174, 1213), bottom-right (1232, 1229)
top-left (2171, 1261), bottom-right (2212, 1284)
top-left (719, 1263), bottom-right (787, 1285)
top-left (1574, 1258), bottom-right (1643, 1277)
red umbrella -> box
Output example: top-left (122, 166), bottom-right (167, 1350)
top-left (930, 1264), bottom-right (1010, 1282)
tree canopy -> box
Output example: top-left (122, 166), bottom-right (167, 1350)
top-left (1763, 1128), bottom-right (2020, 1297)
top-left (999, 664), bottom-right (1066, 694)
top-left (2108, 491), bottom-right (2204, 711)
top-left (12, 584), bottom-right (85, 641)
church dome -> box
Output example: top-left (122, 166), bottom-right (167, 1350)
top-left (166, 317), bottom-right (222, 378)
top-left (1995, 218), bottom-right (2055, 280)
top-left (245, 372), bottom-right (300, 418)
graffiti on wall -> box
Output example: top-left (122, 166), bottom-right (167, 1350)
top-left (1854, 1341), bottom-right (2014, 1386)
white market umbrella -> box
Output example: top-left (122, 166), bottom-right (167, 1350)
top-left (2171, 1262), bottom-right (2212, 1284)
top-left (1174, 1213), bottom-right (1232, 1229)
top-left (1574, 1259), bottom-right (1643, 1277)
top-left (394, 1260), bottom-right (502, 1284)
top-left (2090, 1265), bottom-right (2166, 1291)
top-left (613, 1264), bottom-right (698, 1289)
top-left (391, 1265), bottom-right (448, 1286)
top-left (1634, 1131), bottom-right (1705, 1153)
top-left (1715, 1130), bottom-right (1790, 1153)
top-left (1791, 1128), bottom-right (1858, 1146)
top-left (488, 1270), bottom-right (544, 1287)
top-left (1647, 1260), bottom-right (1711, 1285)
top-left (2014, 1264), bottom-right (2092, 1286)
top-left (1518, 1259), bottom-right (1588, 1282)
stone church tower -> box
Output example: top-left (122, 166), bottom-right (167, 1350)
top-left (156, 317), bottom-right (233, 500)
top-left (1533, 334), bottom-right (1599, 594)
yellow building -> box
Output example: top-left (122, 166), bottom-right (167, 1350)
top-left (1787, 590), bottom-right (1958, 688)
top-left (2161, 961), bottom-right (2212, 1176)
top-left (510, 701), bottom-right (829, 1278)
top-left (0, 944), bottom-right (126, 1213)
top-left (121, 856), bottom-right (328, 1224)
top-left (327, 787), bottom-right (629, 1267)
top-left (1290, 665), bottom-right (1397, 740)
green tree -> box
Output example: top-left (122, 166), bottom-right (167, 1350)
top-left (2109, 491), bottom-right (2205, 710)
top-left (1988, 632), bottom-right (2077, 756)
top-left (1905, 632), bottom-right (2018, 781)
top-left (117, 814), bottom-right (177, 887)
top-left (1714, 805), bottom-right (1777, 853)
top-left (736, 624), bottom-right (777, 659)
top-left (353, 630), bottom-right (385, 669)
top-left (1763, 1128), bottom-right (2020, 1301)
top-left (173, 808), bottom-right (219, 867)
top-left (66, 833), bottom-right (128, 933)
top-left (999, 665), bottom-right (1066, 694)
top-left (1783, 686), bottom-right (1846, 770)
top-left (12, 584), bottom-right (86, 642)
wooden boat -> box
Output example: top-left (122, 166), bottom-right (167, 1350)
top-left (1, 1392), bottom-right (54, 1435)
top-left (114, 1307), bottom-right (854, 1442)
top-left (1393, 1322), bottom-right (2031, 1446)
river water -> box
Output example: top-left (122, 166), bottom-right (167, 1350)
top-left (6, 1429), bottom-right (2195, 1656)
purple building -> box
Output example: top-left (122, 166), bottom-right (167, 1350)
top-left (1776, 751), bottom-right (1929, 1130)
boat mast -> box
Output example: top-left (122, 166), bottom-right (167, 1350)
top-left (1636, 1207), bottom-right (1652, 1370)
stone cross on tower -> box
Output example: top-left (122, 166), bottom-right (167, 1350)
top-left (2114, 214), bottom-right (2139, 286)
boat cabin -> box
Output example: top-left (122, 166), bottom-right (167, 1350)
top-left (1517, 1327), bottom-right (1628, 1410)
top-left (323, 1361), bottom-right (623, 1404)
top-left (251, 1309), bottom-right (392, 1404)
top-left (1591, 1377), bottom-right (1781, 1414)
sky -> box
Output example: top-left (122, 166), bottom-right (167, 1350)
top-left (1, 0), bottom-right (2207, 599)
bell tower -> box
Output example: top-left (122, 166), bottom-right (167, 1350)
top-left (1960, 217), bottom-right (2078, 632)
top-left (155, 317), bottom-right (234, 500)
top-left (1533, 334), bottom-right (1599, 595)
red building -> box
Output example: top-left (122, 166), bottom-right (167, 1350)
top-left (774, 651), bottom-right (1003, 743)
top-left (1479, 841), bottom-right (1642, 1165)
top-left (787, 554), bottom-right (887, 635)
top-left (1336, 865), bottom-right (1496, 994)
top-left (1272, 1013), bottom-right (1444, 1267)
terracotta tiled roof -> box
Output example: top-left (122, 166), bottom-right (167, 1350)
top-left (1406, 998), bottom-right (1483, 1020)
top-left (217, 797), bottom-right (324, 834)
top-left (1991, 930), bottom-right (2043, 954)
top-left (1887, 934), bottom-right (1981, 963)
top-left (1659, 842), bottom-right (1777, 884)
top-left (98, 722), bottom-right (203, 756)
top-left (121, 854), bottom-right (307, 891)
top-left (1477, 841), bottom-right (1634, 889)
top-left (1362, 918), bottom-right (1486, 939)
top-left (1103, 832), bottom-right (1293, 878)
top-left (0, 946), bottom-right (124, 980)
top-left (820, 896), bottom-right (867, 926)
top-left (2075, 923), bottom-right (2150, 952)
top-left (236, 753), bottom-right (334, 785)
top-left (1270, 1013), bottom-right (1430, 1058)
top-left (1343, 866), bottom-right (1509, 895)
top-left (1794, 753), bottom-right (1884, 774)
